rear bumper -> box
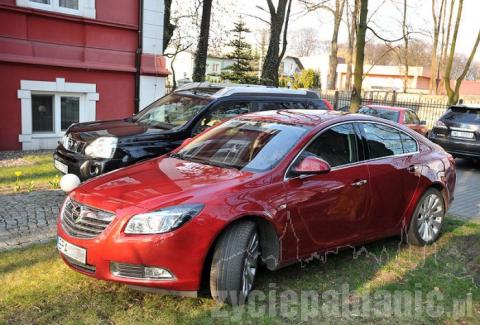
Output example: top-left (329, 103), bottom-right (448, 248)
top-left (428, 135), bottom-right (480, 159)
top-left (53, 147), bottom-right (125, 180)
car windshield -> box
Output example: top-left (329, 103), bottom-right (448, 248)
top-left (173, 119), bottom-right (310, 172)
top-left (443, 107), bottom-right (480, 124)
top-left (133, 93), bottom-right (211, 129)
top-left (359, 107), bottom-right (400, 122)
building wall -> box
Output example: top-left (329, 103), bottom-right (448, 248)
top-left (0, 62), bottom-right (135, 151)
top-left (0, 1), bottom-right (168, 149)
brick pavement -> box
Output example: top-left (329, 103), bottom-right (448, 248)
top-left (0, 190), bottom-right (65, 250)
top-left (449, 159), bottom-right (480, 220)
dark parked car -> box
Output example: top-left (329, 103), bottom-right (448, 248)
top-left (428, 104), bottom-right (480, 160)
top-left (54, 83), bottom-right (332, 180)
top-left (57, 109), bottom-right (455, 305)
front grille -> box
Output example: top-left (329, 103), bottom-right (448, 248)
top-left (63, 255), bottom-right (96, 274)
top-left (63, 135), bottom-right (86, 153)
top-left (61, 198), bottom-right (115, 239)
top-left (110, 262), bottom-right (146, 279)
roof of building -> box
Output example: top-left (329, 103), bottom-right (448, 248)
top-left (284, 56), bottom-right (305, 70)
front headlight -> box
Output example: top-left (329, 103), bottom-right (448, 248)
top-left (124, 204), bottom-right (204, 234)
top-left (85, 137), bottom-right (117, 158)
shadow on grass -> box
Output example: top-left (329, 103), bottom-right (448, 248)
top-left (0, 243), bottom-right (58, 274)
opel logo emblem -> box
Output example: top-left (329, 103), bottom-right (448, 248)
top-left (72, 206), bottom-right (83, 224)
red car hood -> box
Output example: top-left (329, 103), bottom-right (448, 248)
top-left (72, 157), bottom-right (255, 211)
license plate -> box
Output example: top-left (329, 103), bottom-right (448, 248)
top-left (451, 130), bottom-right (474, 139)
top-left (54, 159), bottom-right (68, 173)
top-left (57, 236), bottom-right (86, 264)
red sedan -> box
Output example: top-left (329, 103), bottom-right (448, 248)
top-left (57, 109), bottom-right (456, 305)
top-left (358, 105), bottom-right (428, 136)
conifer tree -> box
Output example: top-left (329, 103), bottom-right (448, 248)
top-left (222, 18), bottom-right (257, 83)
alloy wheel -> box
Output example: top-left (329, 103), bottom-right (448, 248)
top-left (241, 232), bottom-right (260, 297)
top-left (417, 193), bottom-right (444, 242)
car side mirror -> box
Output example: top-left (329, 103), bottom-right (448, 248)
top-left (181, 137), bottom-right (193, 147)
top-left (420, 120), bottom-right (427, 125)
top-left (292, 156), bottom-right (331, 175)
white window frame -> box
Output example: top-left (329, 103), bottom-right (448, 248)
top-left (18, 78), bottom-right (99, 150)
top-left (16, 0), bottom-right (96, 18)
top-left (30, 92), bottom-right (85, 135)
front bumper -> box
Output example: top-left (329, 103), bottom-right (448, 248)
top-left (56, 204), bottom-right (217, 292)
top-left (428, 134), bottom-right (480, 159)
top-left (53, 147), bottom-right (125, 180)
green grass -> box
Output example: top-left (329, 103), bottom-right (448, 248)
top-left (0, 153), bottom-right (60, 192)
top-left (1, 218), bottom-right (479, 324)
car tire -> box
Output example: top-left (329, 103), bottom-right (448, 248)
top-left (210, 221), bottom-right (260, 305)
top-left (406, 188), bottom-right (445, 246)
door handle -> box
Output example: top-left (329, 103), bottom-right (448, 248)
top-left (407, 164), bottom-right (419, 173)
top-left (351, 179), bottom-right (368, 187)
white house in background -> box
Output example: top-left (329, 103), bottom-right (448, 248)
top-left (280, 56), bottom-right (304, 77)
top-left (166, 51), bottom-right (234, 85)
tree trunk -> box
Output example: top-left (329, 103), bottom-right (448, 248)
top-left (443, 0), bottom-right (480, 105)
top-left (192, 0), bottom-right (213, 82)
top-left (402, 0), bottom-right (409, 93)
top-left (350, 0), bottom-right (368, 113)
top-left (163, 0), bottom-right (176, 52)
top-left (439, 0), bottom-right (454, 93)
top-left (261, 0), bottom-right (292, 86)
top-left (345, 0), bottom-right (358, 91)
top-left (429, 0), bottom-right (445, 94)
top-left (327, 0), bottom-right (346, 90)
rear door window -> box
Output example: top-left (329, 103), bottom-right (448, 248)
top-left (443, 107), bottom-right (480, 124)
top-left (361, 123), bottom-right (404, 158)
top-left (400, 132), bottom-right (418, 153)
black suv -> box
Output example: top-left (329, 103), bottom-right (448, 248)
top-left (54, 83), bottom-right (330, 180)
top-left (428, 104), bottom-right (480, 160)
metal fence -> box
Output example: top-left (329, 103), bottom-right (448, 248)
top-left (320, 91), bottom-right (451, 128)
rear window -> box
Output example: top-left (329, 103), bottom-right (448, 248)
top-left (442, 107), bottom-right (480, 124)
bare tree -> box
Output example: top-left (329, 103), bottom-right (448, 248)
top-left (401, 0), bottom-right (409, 92)
top-left (443, 0), bottom-right (480, 105)
top-left (260, 0), bottom-right (293, 86)
top-left (163, 0), bottom-right (176, 52)
top-left (192, 0), bottom-right (213, 82)
top-left (350, 0), bottom-right (368, 112)
top-left (344, 0), bottom-right (358, 91)
top-left (300, 0), bottom-right (346, 90)
top-left (289, 28), bottom-right (321, 57)
top-left (429, 0), bottom-right (446, 94)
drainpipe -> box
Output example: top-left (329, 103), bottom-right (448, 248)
top-left (134, 0), bottom-right (144, 113)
